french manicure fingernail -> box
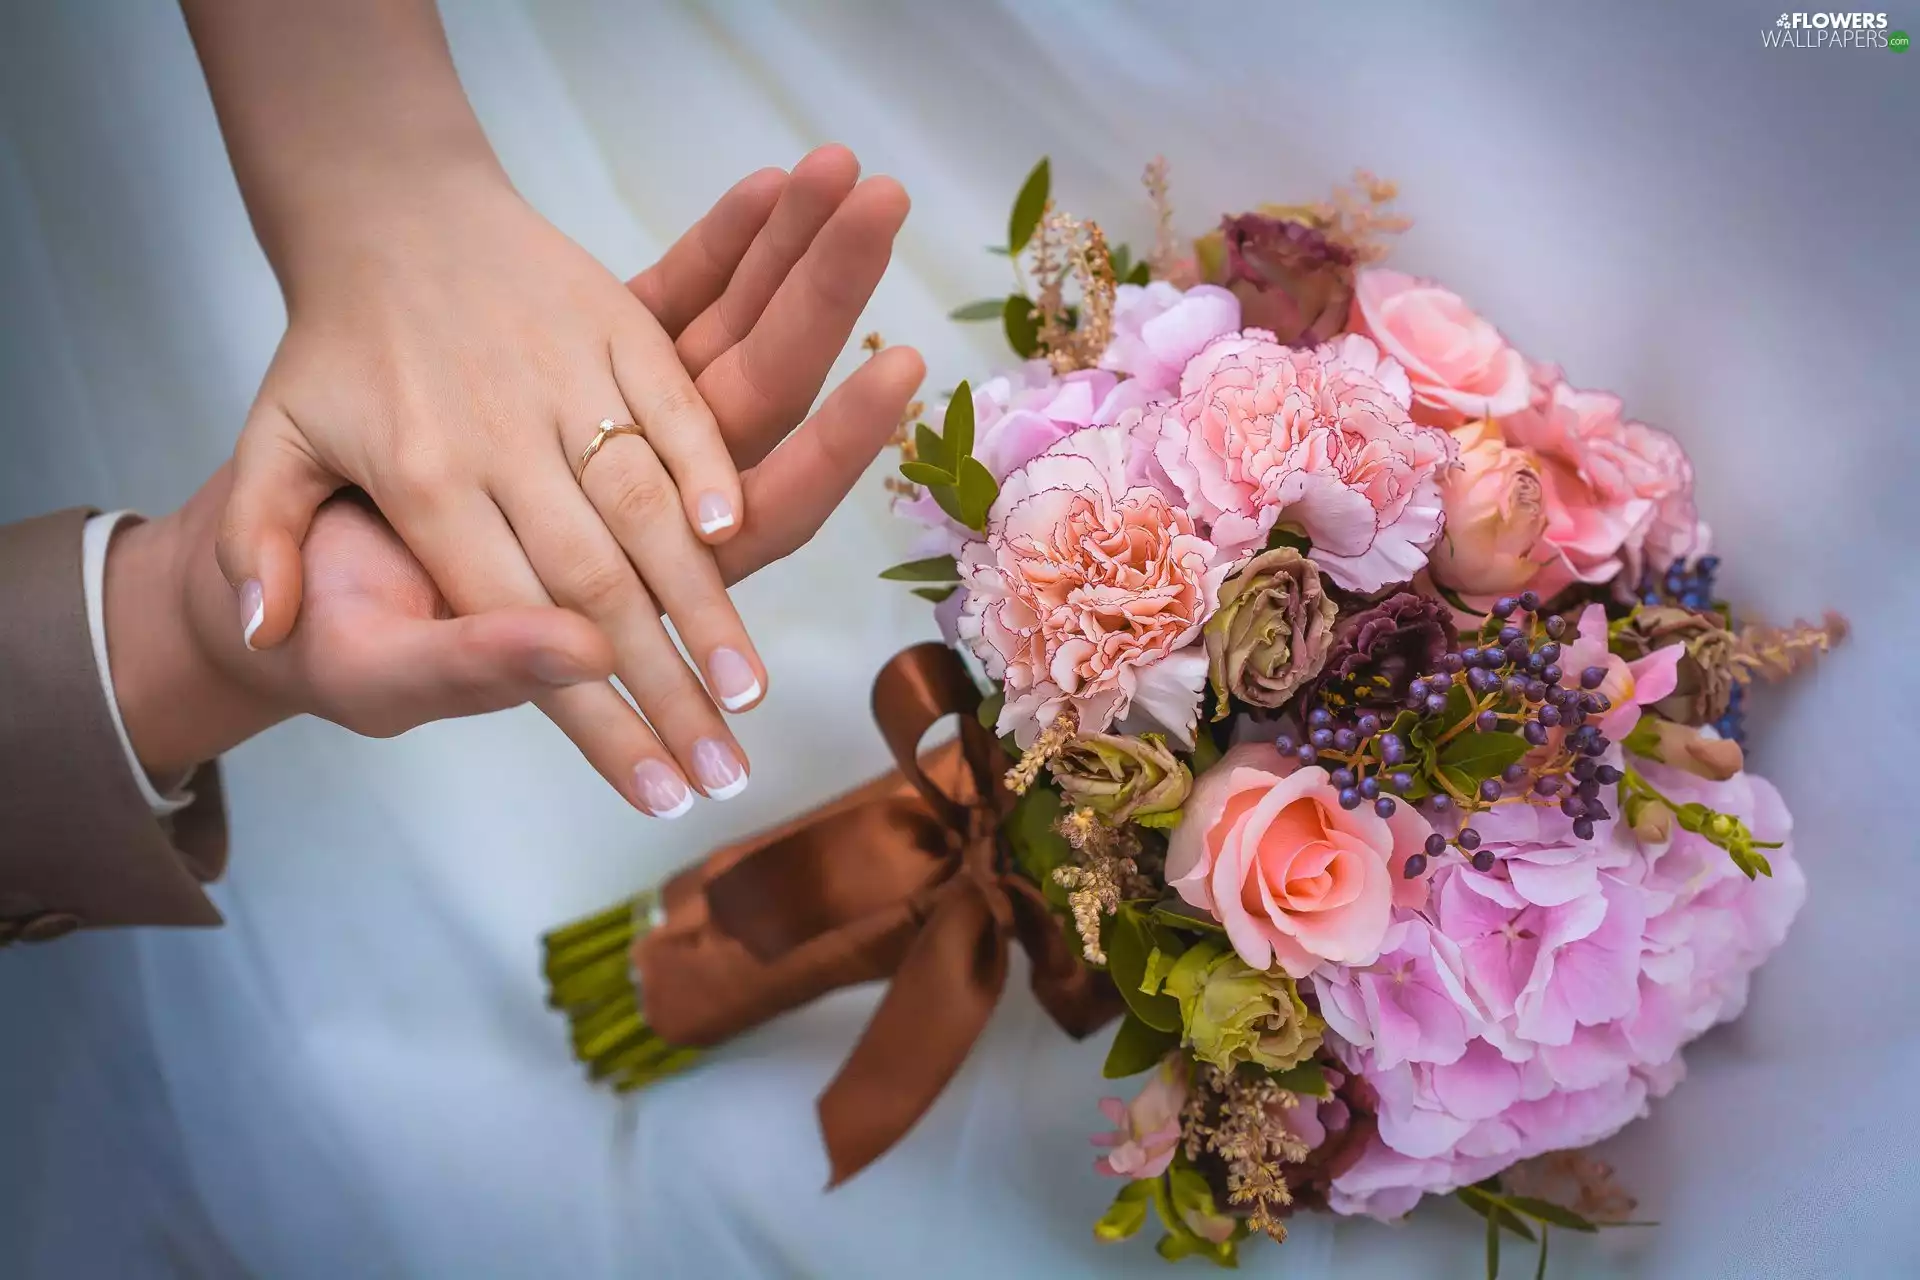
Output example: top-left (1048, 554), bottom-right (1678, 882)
top-left (691, 738), bottom-right (748, 801)
top-left (633, 759), bottom-right (694, 819)
top-left (696, 491), bottom-right (735, 536)
top-left (708, 647), bottom-right (762, 711)
top-left (239, 579), bottom-right (265, 650)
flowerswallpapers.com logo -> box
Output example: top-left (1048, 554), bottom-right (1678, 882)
top-left (1762, 11), bottom-right (1908, 47)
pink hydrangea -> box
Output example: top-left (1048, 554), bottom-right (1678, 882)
top-left (956, 424), bottom-right (1230, 748)
top-left (1132, 331), bottom-right (1457, 592)
top-left (1317, 767), bottom-right (1804, 1219)
top-left (1100, 282), bottom-right (1242, 396)
top-left (894, 365), bottom-right (1154, 559)
top-left (1091, 1055), bottom-right (1187, 1179)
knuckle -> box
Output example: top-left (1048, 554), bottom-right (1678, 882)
top-left (648, 380), bottom-right (707, 426)
top-left (559, 549), bottom-right (638, 617)
top-left (389, 440), bottom-right (456, 501)
top-left (600, 464), bottom-right (679, 529)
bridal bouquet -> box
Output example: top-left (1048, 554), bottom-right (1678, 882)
top-left (543, 160), bottom-right (1843, 1273)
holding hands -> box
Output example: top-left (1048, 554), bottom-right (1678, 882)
top-left (178, 0), bottom-right (917, 814)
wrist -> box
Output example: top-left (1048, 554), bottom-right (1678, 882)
top-left (106, 501), bottom-right (286, 779)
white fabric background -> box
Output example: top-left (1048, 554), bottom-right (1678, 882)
top-left (1, 1), bottom-right (1915, 1276)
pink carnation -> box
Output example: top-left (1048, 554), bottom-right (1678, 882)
top-left (1100, 282), bottom-right (1242, 396)
top-left (1349, 269), bottom-right (1533, 429)
top-left (956, 425), bottom-right (1229, 748)
top-left (1135, 331), bottom-right (1456, 592)
top-left (893, 365), bottom-right (1152, 559)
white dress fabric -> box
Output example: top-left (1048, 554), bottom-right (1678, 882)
top-left (1, 2), bottom-right (1916, 1276)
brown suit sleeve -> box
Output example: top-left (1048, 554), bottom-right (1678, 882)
top-left (0, 508), bottom-right (227, 944)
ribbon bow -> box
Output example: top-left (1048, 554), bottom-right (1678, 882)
top-left (630, 643), bottom-right (1121, 1185)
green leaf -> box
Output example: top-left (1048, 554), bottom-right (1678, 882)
top-left (977, 689), bottom-right (1005, 731)
top-left (911, 585), bottom-right (957, 604)
top-left (1620, 716), bottom-right (1662, 760)
top-left (914, 422), bottom-right (951, 473)
top-left (1003, 293), bottom-right (1041, 358)
top-left (949, 298), bottom-right (1009, 322)
top-left (878, 555), bottom-right (959, 582)
top-left (1438, 731), bottom-right (1531, 784)
top-left (1533, 1227), bottom-right (1549, 1280)
top-left (943, 380), bottom-right (976, 461)
top-left (1125, 261), bottom-right (1152, 287)
top-left (1433, 579), bottom-right (1488, 620)
top-left (1487, 1209), bottom-right (1501, 1280)
top-left (1189, 724), bottom-right (1224, 776)
top-left (1109, 243), bottom-right (1132, 281)
top-left (1505, 1196), bottom-right (1598, 1233)
top-left (956, 455), bottom-right (998, 531)
top-left (1102, 1013), bottom-right (1179, 1078)
top-left (1267, 1059), bottom-right (1329, 1097)
top-left (1150, 899), bottom-right (1227, 934)
top-left (1457, 1186), bottom-right (1537, 1241)
top-left (898, 460), bottom-right (956, 487)
top-left (1008, 157), bottom-right (1051, 254)
top-left (1134, 808), bottom-right (1182, 830)
top-left (1006, 784), bottom-right (1071, 907)
top-left (928, 483), bottom-right (969, 526)
top-left (1103, 906), bottom-right (1183, 1032)
top-left (1263, 525), bottom-right (1312, 554)
top-left (1094, 1180), bottom-right (1153, 1242)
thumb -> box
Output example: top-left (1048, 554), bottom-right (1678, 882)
top-left (217, 403), bottom-right (340, 650)
top-left (344, 606), bottom-right (616, 729)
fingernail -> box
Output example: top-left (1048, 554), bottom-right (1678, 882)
top-left (239, 579), bottom-right (265, 650)
top-left (691, 738), bottom-right (748, 801)
top-left (633, 759), bottom-right (694, 819)
top-left (707, 647), bottom-right (762, 711)
top-left (529, 651), bottom-right (591, 686)
top-left (696, 491), bottom-right (735, 536)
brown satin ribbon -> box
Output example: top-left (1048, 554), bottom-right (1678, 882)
top-left (632, 642), bottom-right (1122, 1185)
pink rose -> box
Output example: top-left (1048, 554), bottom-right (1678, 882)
top-left (1350, 270), bottom-right (1532, 428)
top-left (1427, 419), bottom-right (1552, 597)
top-left (957, 425), bottom-right (1230, 748)
top-left (1091, 1055), bottom-right (1187, 1179)
top-left (1500, 382), bottom-right (1698, 593)
top-left (1136, 331), bottom-right (1456, 593)
top-left (1166, 743), bottom-right (1433, 978)
top-left (1100, 282), bottom-right (1242, 397)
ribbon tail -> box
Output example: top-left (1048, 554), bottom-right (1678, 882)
top-left (1005, 877), bottom-right (1125, 1040)
top-left (816, 885), bottom-right (1006, 1187)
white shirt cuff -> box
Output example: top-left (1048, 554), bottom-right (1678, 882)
top-left (83, 511), bottom-right (196, 817)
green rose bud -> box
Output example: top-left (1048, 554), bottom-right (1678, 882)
top-left (1204, 547), bottom-right (1338, 720)
top-left (1049, 732), bottom-right (1191, 826)
top-left (1160, 938), bottom-right (1323, 1074)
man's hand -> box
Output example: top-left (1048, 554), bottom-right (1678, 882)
top-left (108, 170), bottom-right (923, 786)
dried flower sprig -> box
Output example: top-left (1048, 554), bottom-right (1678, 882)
top-left (1026, 207), bottom-right (1118, 374)
top-left (1310, 168), bottom-right (1410, 264)
top-left (1500, 1150), bottom-right (1638, 1225)
top-left (1181, 1064), bottom-right (1310, 1243)
top-left (1144, 156), bottom-right (1185, 283)
top-left (1005, 708), bottom-right (1080, 796)
top-left (1731, 610), bottom-right (1849, 683)
top-left (1050, 806), bottom-right (1146, 963)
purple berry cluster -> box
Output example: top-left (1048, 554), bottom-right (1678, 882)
top-left (1279, 589), bottom-right (1627, 883)
top-left (1636, 554), bottom-right (1721, 612)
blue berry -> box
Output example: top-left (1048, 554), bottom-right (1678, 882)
top-left (1357, 713), bottom-right (1382, 737)
top-left (1594, 764), bottom-right (1623, 785)
top-left (1410, 678), bottom-right (1431, 702)
top-left (1538, 705), bottom-right (1562, 728)
top-left (1561, 795), bottom-right (1587, 818)
top-left (1296, 745), bottom-right (1318, 765)
top-left (1332, 767), bottom-right (1357, 789)
top-left (1571, 757), bottom-right (1598, 781)
top-left (1505, 675), bottom-right (1530, 699)
top-left (1424, 832), bottom-right (1448, 856)
top-left (1544, 615), bottom-right (1567, 639)
top-left (1309, 707), bottom-right (1333, 729)
top-left (1380, 734), bottom-right (1407, 765)
top-left (1402, 853), bottom-right (1429, 879)
top-left (1442, 653), bottom-right (1466, 675)
top-left (1428, 670), bottom-right (1454, 690)
top-left (1586, 801), bottom-right (1613, 823)
top-left (1390, 771), bottom-right (1414, 792)
top-left (1311, 727), bottom-right (1334, 749)
top-left (1534, 776), bottom-right (1562, 796)
top-left (1580, 666), bottom-right (1607, 690)
top-left (1502, 762), bottom-right (1527, 784)
top-left (1577, 778), bottom-right (1601, 801)
top-left (1457, 827), bottom-right (1482, 850)
top-left (1471, 849), bottom-right (1497, 873)
top-left (1425, 693), bottom-right (1449, 716)
top-left (1542, 664), bottom-right (1564, 685)
top-left (1523, 721), bottom-right (1549, 746)
top-left (1519, 590), bottom-right (1541, 612)
top-left (1537, 642), bottom-right (1561, 665)
top-left (1374, 797), bottom-right (1397, 818)
top-left (1527, 653), bottom-right (1547, 673)
top-left (1498, 625), bottom-right (1523, 647)
top-left (1460, 646), bottom-right (1481, 666)
top-left (1339, 787), bottom-right (1363, 810)
top-left (1334, 728), bottom-right (1359, 752)
top-left (1506, 638), bottom-right (1531, 663)
top-left (1360, 776), bottom-right (1382, 800)
top-left (1467, 666), bottom-right (1497, 695)
top-left (1493, 596), bottom-right (1517, 618)
top-left (1525, 680), bottom-right (1549, 702)
top-left (1572, 817), bottom-right (1597, 840)
top-left (1476, 710), bottom-right (1500, 733)
top-left (1478, 779), bottom-right (1503, 802)
top-left (1274, 734), bottom-right (1297, 755)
